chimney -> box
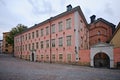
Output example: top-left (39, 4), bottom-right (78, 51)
top-left (67, 4), bottom-right (72, 11)
top-left (90, 15), bottom-right (96, 23)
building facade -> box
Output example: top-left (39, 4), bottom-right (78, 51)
top-left (110, 22), bottom-right (120, 48)
top-left (0, 40), bottom-right (3, 53)
top-left (14, 5), bottom-right (120, 68)
top-left (88, 15), bottom-right (116, 68)
top-left (110, 22), bottom-right (120, 67)
top-left (14, 5), bottom-right (89, 63)
top-left (3, 32), bottom-right (13, 54)
top-left (89, 15), bottom-right (115, 47)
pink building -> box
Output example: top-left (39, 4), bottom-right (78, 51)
top-left (14, 5), bottom-right (89, 64)
top-left (14, 5), bottom-right (120, 68)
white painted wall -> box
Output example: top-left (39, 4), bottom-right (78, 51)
top-left (74, 11), bottom-right (80, 61)
top-left (90, 43), bottom-right (114, 68)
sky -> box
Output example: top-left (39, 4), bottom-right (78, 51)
top-left (0, 0), bottom-right (120, 40)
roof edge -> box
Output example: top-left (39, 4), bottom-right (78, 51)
top-left (15, 5), bottom-right (88, 37)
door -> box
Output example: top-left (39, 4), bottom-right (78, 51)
top-left (94, 53), bottom-right (110, 68)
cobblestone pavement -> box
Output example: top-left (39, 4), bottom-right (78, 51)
top-left (0, 54), bottom-right (120, 80)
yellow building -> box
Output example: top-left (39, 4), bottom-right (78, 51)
top-left (110, 22), bottom-right (120, 68)
top-left (2, 32), bottom-right (13, 54)
top-left (110, 22), bottom-right (120, 48)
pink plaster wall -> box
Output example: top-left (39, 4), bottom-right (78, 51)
top-left (114, 48), bottom-right (120, 65)
top-left (79, 49), bottom-right (90, 65)
top-left (14, 8), bottom-right (89, 63)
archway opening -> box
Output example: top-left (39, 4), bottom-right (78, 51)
top-left (94, 52), bottom-right (110, 68)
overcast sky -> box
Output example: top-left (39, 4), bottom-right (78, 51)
top-left (0, 0), bottom-right (120, 40)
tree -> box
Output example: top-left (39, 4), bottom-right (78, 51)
top-left (6, 24), bottom-right (27, 56)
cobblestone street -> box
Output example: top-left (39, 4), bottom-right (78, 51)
top-left (0, 54), bottom-right (120, 80)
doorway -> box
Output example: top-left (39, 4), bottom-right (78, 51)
top-left (32, 53), bottom-right (34, 61)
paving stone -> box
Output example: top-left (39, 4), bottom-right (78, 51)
top-left (0, 54), bottom-right (120, 80)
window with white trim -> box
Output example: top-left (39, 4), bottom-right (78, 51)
top-left (46, 26), bottom-right (49, 35)
top-left (32, 32), bottom-right (34, 39)
top-left (52, 39), bottom-right (55, 47)
top-left (66, 18), bottom-right (71, 29)
top-left (41, 29), bottom-right (44, 36)
top-left (58, 22), bottom-right (63, 32)
top-left (59, 54), bottom-right (63, 60)
top-left (51, 24), bottom-right (55, 34)
top-left (59, 37), bottom-right (63, 47)
top-left (46, 40), bottom-right (49, 48)
top-left (36, 30), bottom-right (39, 38)
top-left (66, 35), bottom-right (71, 46)
top-left (41, 41), bottom-right (44, 48)
top-left (36, 42), bottom-right (39, 49)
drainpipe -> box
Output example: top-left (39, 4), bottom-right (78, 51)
top-left (49, 17), bottom-right (52, 63)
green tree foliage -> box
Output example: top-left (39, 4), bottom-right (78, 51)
top-left (6, 24), bottom-right (27, 53)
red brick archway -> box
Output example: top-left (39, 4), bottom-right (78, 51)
top-left (94, 52), bottom-right (110, 68)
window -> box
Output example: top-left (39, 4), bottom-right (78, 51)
top-left (51, 24), bottom-right (55, 34)
top-left (32, 32), bottom-right (34, 39)
top-left (29, 33), bottom-right (31, 39)
top-left (36, 42), bottom-right (39, 49)
top-left (52, 54), bottom-right (55, 60)
top-left (25, 34), bottom-right (27, 40)
top-left (29, 44), bottom-right (31, 50)
top-left (59, 37), bottom-right (63, 47)
top-left (52, 39), bottom-right (55, 47)
top-left (20, 46), bottom-right (22, 51)
top-left (81, 44), bottom-right (83, 48)
top-left (105, 30), bottom-right (107, 35)
top-left (17, 46), bottom-right (19, 51)
top-left (32, 43), bottom-right (34, 50)
top-left (5, 49), bottom-right (8, 52)
top-left (46, 40), bottom-right (49, 48)
top-left (58, 22), bottom-right (63, 32)
top-left (41, 41), bottom-right (44, 48)
top-left (67, 54), bottom-right (71, 61)
top-left (36, 30), bottom-right (39, 38)
top-left (22, 35), bottom-right (24, 41)
top-left (22, 45), bottom-right (24, 51)
top-left (97, 31), bottom-right (101, 35)
top-left (66, 18), bottom-right (71, 29)
top-left (18, 46), bottom-right (20, 51)
top-left (16, 46), bottom-right (18, 51)
top-left (66, 36), bottom-right (71, 46)
top-left (46, 27), bottom-right (49, 35)
top-left (5, 44), bottom-right (8, 47)
top-left (41, 55), bottom-right (44, 59)
top-left (59, 54), bottom-right (63, 60)
top-left (25, 44), bottom-right (27, 50)
top-left (41, 29), bottom-right (44, 36)
top-left (46, 55), bottom-right (49, 60)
